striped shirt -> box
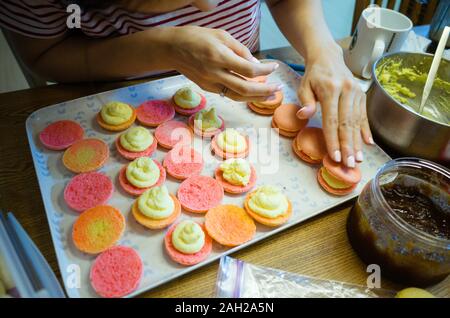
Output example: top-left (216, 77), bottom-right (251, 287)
top-left (0, 0), bottom-right (261, 52)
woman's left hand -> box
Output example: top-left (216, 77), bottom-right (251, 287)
top-left (296, 44), bottom-right (374, 168)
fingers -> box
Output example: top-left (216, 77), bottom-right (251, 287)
top-left (297, 79), bottom-right (318, 119)
top-left (353, 91), bottom-right (364, 163)
top-left (222, 48), bottom-right (277, 79)
top-left (359, 94), bottom-right (375, 145)
top-left (219, 71), bottom-right (281, 99)
top-left (338, 80), bottom-right (356, 168)
top-left (320, 87), bottom-right (341, 163)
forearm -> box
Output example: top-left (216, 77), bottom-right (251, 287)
top-left (10, 27), bottom-right (175, 83)
top-left (267, 0), bottom-right (341, 63)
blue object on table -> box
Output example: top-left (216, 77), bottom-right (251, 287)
top-left (0, 211), bottom-right (65, 298)
top-left (265, 54), bottom-right (305, 74)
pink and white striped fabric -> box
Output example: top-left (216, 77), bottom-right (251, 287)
top-left (0, 0), bottom-right (261, 52)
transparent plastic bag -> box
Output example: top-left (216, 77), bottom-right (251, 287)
top-left (216, 257), bottom-right (395, 298)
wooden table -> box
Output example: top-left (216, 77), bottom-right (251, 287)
top-left (0, 46), bottom-right (448, 298)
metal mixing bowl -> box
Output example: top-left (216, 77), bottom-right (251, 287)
top-left (367, 52), bottom-right (450, 163)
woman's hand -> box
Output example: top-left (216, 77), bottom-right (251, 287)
top-left (166, 26), bottom-right (281, 102)
top-left (296, 44), bottom-right (374, 167)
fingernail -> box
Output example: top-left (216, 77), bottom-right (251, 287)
top-left (356, 151), bottom-right (364, 162)
top-left (368, 137), bottom-right (375, 145)
top-left (333, 150), bottom-right (342, 163)
top-left (296, 105), bottom-right (311, 119)
top-left (347, 156), bottom-right (356, 168)
top-left (251, 57), bottom-right (260, 64)
top-left (272, 63), bottom-right (279, 71)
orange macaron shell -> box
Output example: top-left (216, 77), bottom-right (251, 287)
top-left (115, 135), bottom-right (157, 160)
top-left (164, 222), bottom-right (212, 266)
top-left (322, 155), bottom-right (362, 185)
top-left (214, 165), bottom-right (257, 194)
top-left (188, 114), bottom-right (225, 138)
top-left (244, 192), bottom-right (292, 227)
top-left (72, 205), bottom-right (125, 254)
top-left (317, 168), bottom-right (357, 196)
top-left (96, 107), bottom-right (136, 132)
top-left (272, 120), bottom-right (299, 138)
top-left (272, 104), bottom-right (308, 134)
top-left (205, 205), bottom-right (256, 247)
top-left (293, 127), bottom-right (328, 164)
top-left (247, 102), bottom-right (276, 115)
top-left (292, 139), bottom-right (322, 164)
top-left (247, 90), bottom-right (283, 115)
top-left (118, 160), bottom-right (166, 196)
top-left (63, 138), bottom-right (109, 173)
top-left (210, 135), bottom-right (250, 159)
top-left (131, 194), bottom-right (181, 230)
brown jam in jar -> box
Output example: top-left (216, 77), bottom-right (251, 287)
top-left (347, 158), bottom-right (450, 287)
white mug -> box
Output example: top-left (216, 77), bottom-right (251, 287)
top-left (344, 7), bottom-right (413, 79)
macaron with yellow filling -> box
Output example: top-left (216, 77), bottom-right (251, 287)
top-left (115, 126), bottom-right (157, 160)
top-left (214, 158), bottom-right (257, 194)
top-left (163, 146), bottom-right (203, 181)
top-left (154, 120), bottom-right (193, 150)
top-left (272, 104), bottom-right (308, 138)
top-left (244, 185), bottom-right (292, 227)
top-left (172, 87), bottom-right (206, 116)
top-left (131, 185), bottom-right (181, 229)
top-left (247, 90), bottom-right (283, 116)
top-left (292, 127), bottom-right (327, 164)
top-left (205, 205), bottom-right (256, 247)
top-left (96, 101), bottom-right (136, 131)
top-left (317, 155), bottom-right (362, 196)
top-left (211, 128), bottom-right (250, 159)
top-left (188, 107), bottom-right (225, 138)
top-left (72, 205), bottom-right (125, 254)
top-left (63, 138), bottom-right (109, 173)
top-left (136, 100), bottom-right (175, 127)
top-left (119, 157), bottom-right (166, 196)
top-left (164, 220), bottom-right (212, 266)
top-left (177, 175), bottom-right (224, 213)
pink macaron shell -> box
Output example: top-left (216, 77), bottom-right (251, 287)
top-left (322, 155), bottom-right (362, 184)
top-left (90, 246), bottom-right (143, 298)
top-left (115, 136), bottom-right (157, 160)
top-left (317, 168), bottom-right (357, 196)
top-left (211, 135), bottom-right (250, 159)
top-left (39, 120), bottom-right (84, 150)
top-left (214, 165), bottom-right (257, 194)
top-left (163, 146), bottom-right (203, 180)
top-left (188, 114), bottom-right (225, 139)
top-left (172, 94), bottom-right (207, 116)
top-left (177, 175), bottom-right (224, 213)
top-left (164, 222), bottom-right (212, 266)
top-left (64, 172), bottom-right (114, 213)
top-left (154, 120), bottom-right (193, 150)
top-left (118, 159), bottom-right (166, 196)
top-left (136, 100), bottom-right (175, 127)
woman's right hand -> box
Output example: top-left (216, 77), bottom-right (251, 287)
top-left (166, 26), bottom-right (281, 102)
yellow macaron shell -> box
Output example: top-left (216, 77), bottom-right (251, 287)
top-left (220, 158), bottom-right (251, 186)
top-left (101, 102), bottom-right (133, 126)
top-left (174, 87), bottom-right (201, 109)
top-left (137, 186), bottom-right (174, 219)
top-left (216, 128), bottom-right (247, 153)
top-left (120, 127), bottom-right (153, 152)
top-left (172, 220), bottom-right (205, 254)
top-left (126, 157), bottom-right (160, 188)
top-left (248, 185), bottom-right (289, 218)
top-left (320, 167), bottom-right (352, 189)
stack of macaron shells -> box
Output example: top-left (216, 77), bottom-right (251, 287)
top-left (292, 127), bottom-right (328, 164)
top-left (163, 146), bottom-right (203, 180)
top-left (211, 129), bottom-right (250, 159)
top-left (272, 104), bottom-right (308, 138)
top-left (247, 90), bottom-right (284, 115)
top-left (317, 155), bottom-right (362, 196)
top-left (119, 157), bottom-right (166, 196)
top-left (72, 205), bottom-right (125, 254)
top-left (131, 186), bottom-right (181, 230)
top-left (39, 120), bottom-right (84, 150)
top-left (164, 221), bottom-right (213, 266)
top-left (154, 120), bottom-right (193, 150)
top-left (115, 127), bottom-right (158, 160)
top-left (136, 100), bottom-right (175, 127)
top-left (96, 101), bottom-right (136, 131)
top-left (188, 108), bottom-right (225, 138)
top-left (172, 87), bottom-right (207, 116)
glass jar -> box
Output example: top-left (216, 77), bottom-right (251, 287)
top-left (347, 158), bottom-right (450, 287)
